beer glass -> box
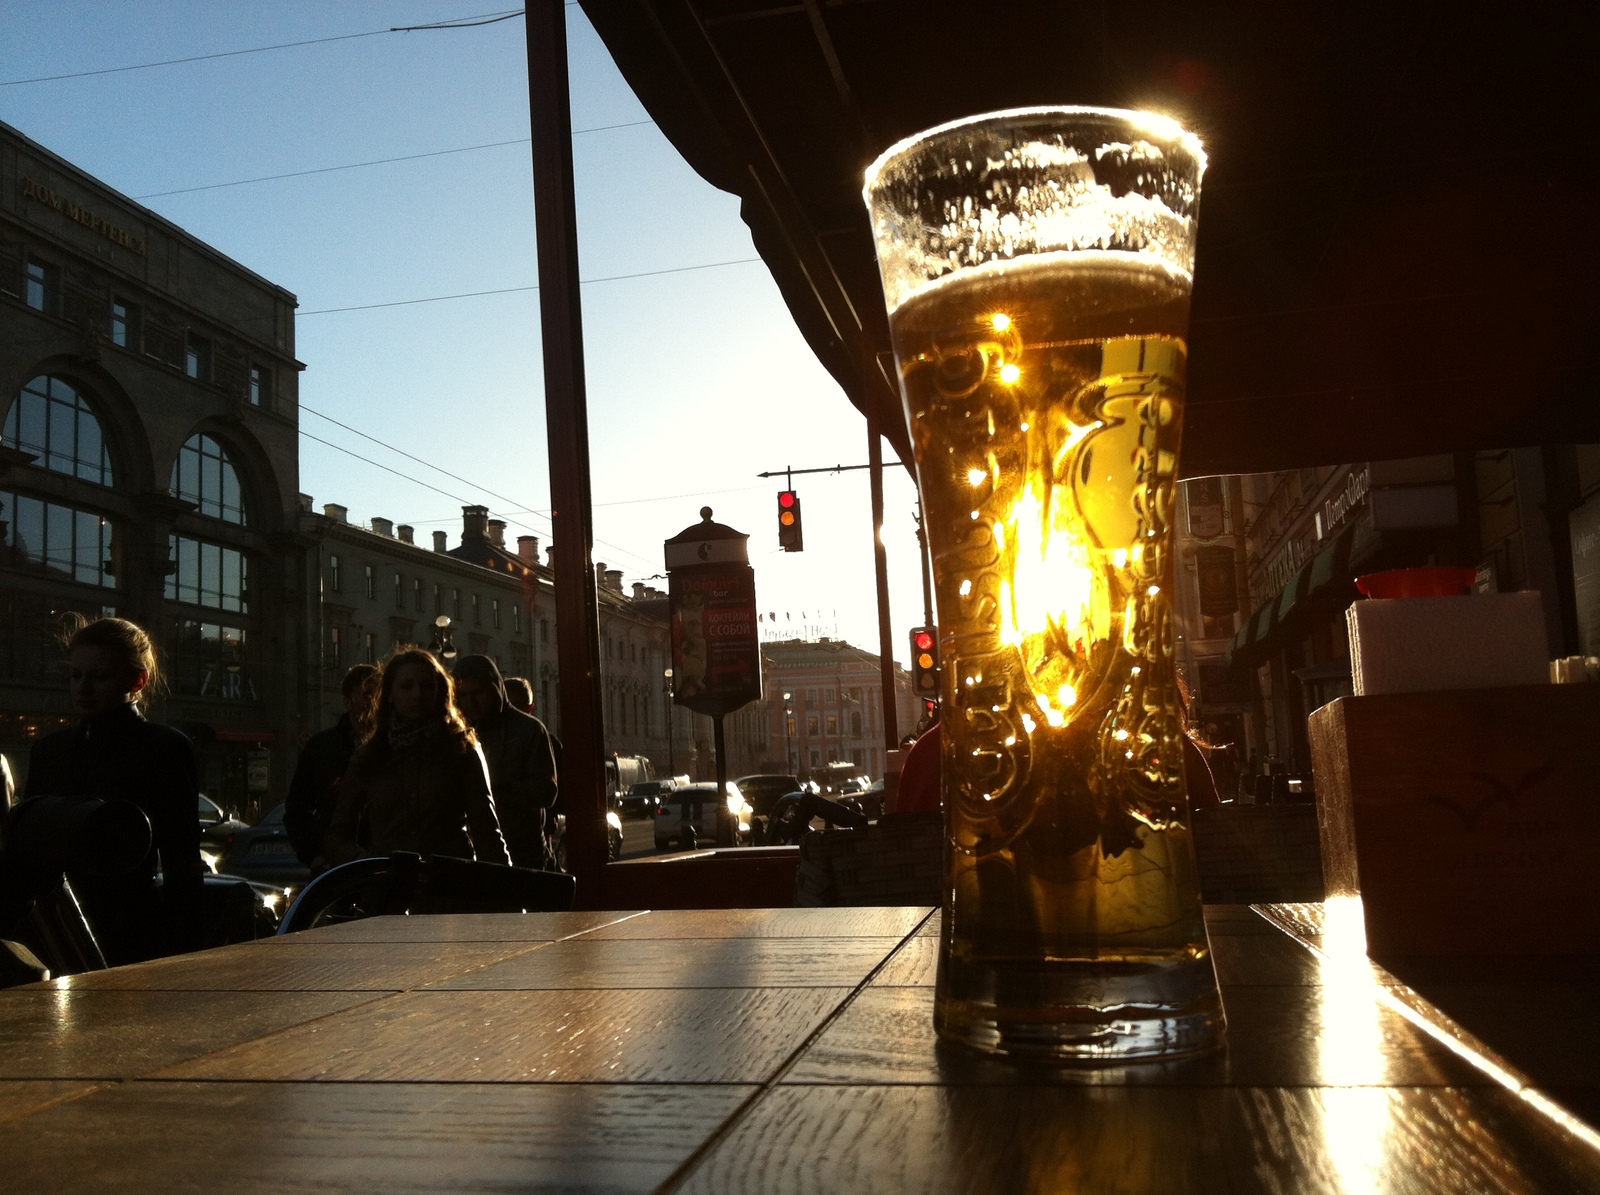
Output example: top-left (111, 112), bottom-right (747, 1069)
top-left (864, 108), bottom-right (1223, 1060)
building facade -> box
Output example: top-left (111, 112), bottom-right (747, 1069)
top-left (0, 120), bottom-right (306, 816)
top-left (1197, 447), bottom-right (1600, 782)
top-left (759, 637), bottom-right (917, 781)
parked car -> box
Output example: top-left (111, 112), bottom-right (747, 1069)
top-left (654, 782), bottom-right (752, 851)
top-left (217, 804), bottom-right (311, 890)
top-left (550, 809), bottom-right (625, 869)
top-left (197, 794), bottom-right (250, 872)
top-left (621, 779), bottom-right (677, 819)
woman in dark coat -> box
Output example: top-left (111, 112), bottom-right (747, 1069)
top-left (22, 616), bottom-right (203, 965)
top-left (325, 649), bottom-right (509, 867)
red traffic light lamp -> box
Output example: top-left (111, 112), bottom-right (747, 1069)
top-left (909, 625), bottom-right (939, 702)
top-left (777, 490), bottom-right (803, 551)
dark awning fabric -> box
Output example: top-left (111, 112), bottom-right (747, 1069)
top-left (579, 1), bottom-right (1600, 476)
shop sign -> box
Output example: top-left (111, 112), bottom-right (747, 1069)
top-left (20, 177), bottom-right (147, 256)
top-left (1186, 477), bottom-right (1226, 539)
top-left (1263, 537), bottom-right (1311, 595)
top-left (669, 565), bottom-right (761, 716)
top-left (1195, 546), bottom-right (1238, 616)
top-left (1315, 466), bottom-right (1371, 540)
top-left (247, 748), bottom-right (270, 794)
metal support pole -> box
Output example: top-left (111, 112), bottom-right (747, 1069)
top-left (915, 498), bottom-right (934, 628)
top-left (868, 416), bottom-right (899, 749)
top-left (713, 713), bottom-right (730, 846)
top-left (526, 1), bottom-right (607, 890)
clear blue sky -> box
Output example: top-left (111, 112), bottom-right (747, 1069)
top-left (2, 2), bottom-right (927, 664)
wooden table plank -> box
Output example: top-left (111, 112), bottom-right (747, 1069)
top-left (0, 1080), bottom-right (753, 1193)
top-left (153, 987), bottom-right (859, 1084)
top-left (671, 1083), bottom-right (1600, 1195)
top-left (580, 907), bottom-right (933, 940)
top-left (422, 937), bottom-right (902, 991)
top-left (275, 910), bottom-right (646, 944)
top-left (38, 941), bottom-right (551, 992)
top-left (783, 982), bottom-right (1485, 1089)
top-left (0, 1080), bottom-right (105, 1125)
top-left (0, 990), bottom-right (385, 1080)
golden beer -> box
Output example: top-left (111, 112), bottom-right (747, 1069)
top-left (867, 110), bottom-right (1222, 1059)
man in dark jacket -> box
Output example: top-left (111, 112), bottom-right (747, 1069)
top-left (452, 655), bottom-right (559, 870)
top-left (284, 664), bottom-right (375, 871)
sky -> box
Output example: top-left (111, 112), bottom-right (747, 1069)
top-left (1, 2), bottom-right (929, 665)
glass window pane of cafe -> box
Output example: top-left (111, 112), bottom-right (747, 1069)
top-left (170, 434), bottom-right (246, 524)
top-left (1, 490), bottom-right (115, 588)
top-left (4, 376), bottom-right (114, 486)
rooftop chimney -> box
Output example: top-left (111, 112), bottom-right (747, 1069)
top-left (518, 535), bottom-right (539, 565)
top-left (298, 493), bottom-right (314, 513)
top-left (432, 530), bottom-right (448, 552)
top-left (461, 505), bottom-right (489, 542)
top-left (632, 582), bottom-right (646, 599)
top-left (545, 546), bottom-right (556, 570)
top-left (595, 562), bottom-right (607, 590)
top-left (397, 524), bottom-right (415, 545)
top-left (605, 569), bottom-right (623, 593)
top-left (487, 519), bottom-right (507, 547)
top-left (323, 503), bottom-right (347, 523)
top-left (371, 517), bottom-right (393, 538)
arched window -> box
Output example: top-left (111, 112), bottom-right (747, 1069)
top-left (171, 433), bottom-right (246, 525)
top-left (3, 376), bottom-right (114, 486)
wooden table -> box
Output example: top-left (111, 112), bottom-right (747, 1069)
top-left (1, 903), bottom-right (1597, 1192)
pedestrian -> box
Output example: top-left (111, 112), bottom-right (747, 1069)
top-left (20, 616), bottom-right (203, 965)
top-left (503, 676), bottom-right (534, 716)
top-left (324, 650), bottom-right (508, 866)
top-left (284, 663), bottom-right (376, 874)
top-left (451, 655), bottom-right (559, 870)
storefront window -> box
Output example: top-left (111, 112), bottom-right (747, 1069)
top-left (1, 490), bottom-right (115, 588)
top-left (171, 620), bottom-right (255, 701)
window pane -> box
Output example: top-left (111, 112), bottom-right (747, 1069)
top-left (222, 466), bottom-right (240, 521)
top-left (15, 494), bottom-right (44, 565)
top-left (76, 415), bottom-right (104, 483)
top-left (200, 450), bottom-right (220, 516)
top-left (45, 501), bottom-right (72, 572)
top-left (201, 542), bottom-right (222, 605)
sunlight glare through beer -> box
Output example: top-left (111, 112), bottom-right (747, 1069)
top-left (1316, 896), bottom-right (1393, 1190)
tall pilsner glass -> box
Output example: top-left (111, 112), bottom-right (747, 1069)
top-left (865, 108), bottom-right (1223, 1060)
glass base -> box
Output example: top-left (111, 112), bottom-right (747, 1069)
top-left (935, 954), bottom-right (1226, 1062)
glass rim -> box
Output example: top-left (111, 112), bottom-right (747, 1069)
top-left (862, 105), bottom-right (1207, 198)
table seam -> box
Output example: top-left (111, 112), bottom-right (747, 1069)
top-left (653, 906), bottom-right (939, 1193)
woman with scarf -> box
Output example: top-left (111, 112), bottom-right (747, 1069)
top-left (325, 649), bottom-right (508, 866)
top-left (19, 616), bottom-right (203, 965)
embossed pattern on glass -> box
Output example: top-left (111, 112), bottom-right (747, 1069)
top-left (865, 108), bottom-right (1221, 1061)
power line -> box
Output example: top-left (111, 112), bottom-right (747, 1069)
top-left (392, 11), bottom-right (525, 31)
top-left (0, 9), bottom-right (524, 88)
top-left (296, 257), bottom-right (763, 315)
top-left (130, 121), bottom-right (654, 200)
top-left (302, 404), bottom-right (538, 515)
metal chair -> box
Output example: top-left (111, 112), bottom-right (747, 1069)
top-left (278, 852), bottom-right (577, 935)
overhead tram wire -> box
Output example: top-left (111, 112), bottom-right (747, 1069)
top-left (130, 121), bottom-right (655, 200)
top-left (297, 424), bottom-right (660, 574)
top-left (0, 9), bottom-right (526, 87)
top-left (295, 257), bottom-right (763, 315)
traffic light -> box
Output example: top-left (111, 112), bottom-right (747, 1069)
top-left (910, 626), bottom-right (939, 705)
top-left (777, 489), bottom-right (803, 551)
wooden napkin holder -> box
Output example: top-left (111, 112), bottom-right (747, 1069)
top-left (1308, 685), bottom-right (1600, 959)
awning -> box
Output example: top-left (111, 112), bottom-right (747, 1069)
top-left (580, 0), bottom-right (1600, 476)
top-left (1229, 525), bottom-right (1358, 670)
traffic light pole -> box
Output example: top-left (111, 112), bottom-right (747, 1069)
top-left (868, 415), bottom-right (899, 751)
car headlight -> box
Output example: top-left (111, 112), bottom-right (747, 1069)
top-left (606, 812), bottom-right (622, 831)
top-left (725, 793), bottom-right (742, 814)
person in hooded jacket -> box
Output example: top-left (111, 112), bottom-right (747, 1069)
top-left (451, 655), bottom-right (559, 870)
top-left (284, 663), bottom-right (376, 872)
top-left (324, 650), bottom-right (508, 867)
top-left (20, 616), bottom-right (203, 965)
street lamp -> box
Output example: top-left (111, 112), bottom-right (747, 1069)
top-left (430, 614), bottom-right (458, 661)
top-left (782, 690), bottom-right (793, 774)
top-left (663, 666), bottom-right (675, 776)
